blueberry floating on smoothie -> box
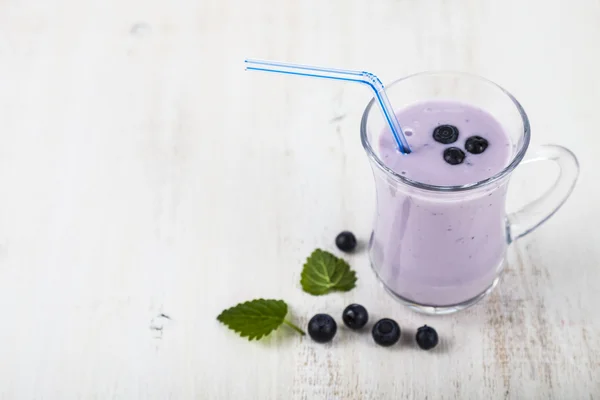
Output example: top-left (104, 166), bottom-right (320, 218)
top-left (308, 314), bottom-right (337, 343)
top-left (342, 304), bottom-right (369, 330)
top-left (372, 318), bottom-right (401, 346)
top-left (335, 231), bottom-right (357, 252)
top-left (433, 124), bottom-right (459, 144)
top-left (416, 325), bottom-right (439, 350)
top-left (465, 135), bottom-right (489, 154)
top-left (443, 147), bottom-right (466, 165)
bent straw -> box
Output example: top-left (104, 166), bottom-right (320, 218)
top-left (244, 59), bottom-right (411, 154)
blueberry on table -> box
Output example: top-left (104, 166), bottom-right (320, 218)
top-left (465, 135), bottom-right (489, 154)
top-left (443, 147), bottom-right (466, 165)
top-left (308, 314), bottom-right (337, 343)
top-left (335, 231), bottom-right (357, 252)
top-left (342, 304), bottom-right (369, 330)
top-left (416, 325), bottom-right (439, 350)
top-left (433, 124), bottom-right (459, 144)
top-left (372, 318), bottom-right (401, 347)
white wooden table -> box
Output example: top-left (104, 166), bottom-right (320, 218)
top-left (0, 0), bottom-right (598, 398)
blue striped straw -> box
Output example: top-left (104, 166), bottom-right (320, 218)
top-left (244, 59), bottom-right (411, 154)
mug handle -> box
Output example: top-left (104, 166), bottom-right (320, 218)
top-left (507, 144), bottom-right (579, 243)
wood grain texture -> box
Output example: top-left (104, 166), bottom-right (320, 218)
top-left (0, 0), bottom-right (598, 398)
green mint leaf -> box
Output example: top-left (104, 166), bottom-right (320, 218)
top-left (217, 299), bottom-right (305, 340)
top-left (300, 249), bottom-right (357, 295)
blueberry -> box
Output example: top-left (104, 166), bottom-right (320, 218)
top-left (465, 136), bottom-right (489, 154)
top-left (433, 125), bottom-right (459, 144)
top-left (372, 318), bottom-right (401, 346)
top-left (443, 147), bottom-right (466, 165)
top-left (342, 304), bottom-right (369, 330)
top-left (416, 325), bottom-right (439, 350)
top-left (308, 314), bottom-right (337, 343)
top-left (335, 231), bottom-right (357, 252)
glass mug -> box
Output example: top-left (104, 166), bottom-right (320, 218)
top-left (360, 72), bottom-right (579, 314)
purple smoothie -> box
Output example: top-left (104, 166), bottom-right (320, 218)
top-left (370, 101), bottom-right (512, 306)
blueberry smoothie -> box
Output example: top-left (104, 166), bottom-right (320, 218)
top-left (370, 101), bottom-right (512, 306)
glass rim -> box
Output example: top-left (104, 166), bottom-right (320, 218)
top-left (360, 71), bottom-right (531, 192)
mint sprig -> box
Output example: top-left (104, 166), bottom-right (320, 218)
top-left (217, 299), bottom-right (305, 340)
top-left (300, 249), bottom-right (357, 295)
